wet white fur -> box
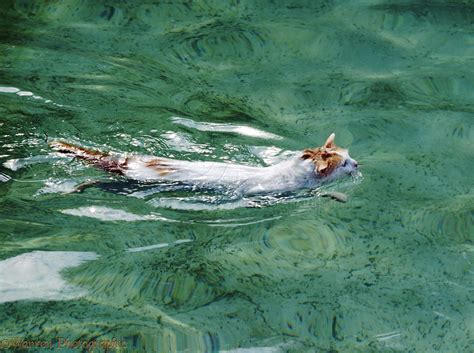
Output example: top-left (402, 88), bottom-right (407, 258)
top-left (122, 151), bottom-right (357, 195)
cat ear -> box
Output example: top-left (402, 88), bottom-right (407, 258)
top-left (323, 133), bottom-right (335, 148)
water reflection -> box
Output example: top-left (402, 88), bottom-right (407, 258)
top-left (172, 116), bottom-right (283, 140)
top-left (61, 205), bottom-right (171, 222)
top-left (0, 251), bottom-right (98, 303)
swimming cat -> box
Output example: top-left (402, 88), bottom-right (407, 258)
top-left (49, 133), bottom-right (358, 196)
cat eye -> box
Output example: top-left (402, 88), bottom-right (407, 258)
top-left (342, 160), bottom-right (348, 167)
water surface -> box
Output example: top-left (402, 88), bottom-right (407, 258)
top-left (0, 1), bottom-right (472, 352)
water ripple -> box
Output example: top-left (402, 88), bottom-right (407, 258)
top-left (166, 20), bottom-right (269, 63)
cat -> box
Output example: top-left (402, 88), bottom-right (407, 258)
top-left (49, 133), bottom-right (358, 196)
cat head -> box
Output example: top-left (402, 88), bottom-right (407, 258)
top-left (301, 133), bottom-right (358, 180)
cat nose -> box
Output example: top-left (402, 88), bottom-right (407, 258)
top-left (353, 160), bottom-right (358, 168)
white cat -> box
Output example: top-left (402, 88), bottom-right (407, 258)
top-left (49, 133), bottom-right (358, 196)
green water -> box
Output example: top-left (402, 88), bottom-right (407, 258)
top-left (0, 1), bottom-right (472, 352)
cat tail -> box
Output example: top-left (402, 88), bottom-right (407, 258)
top-left (49, 141), bottom-right (127, 174)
